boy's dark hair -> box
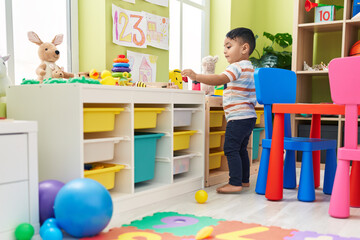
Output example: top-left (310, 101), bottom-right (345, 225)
top-left (226, 27), bottom-right (256, 55)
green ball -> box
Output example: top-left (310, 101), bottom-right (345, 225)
top-left (14, 223), bottom-right (34, 240)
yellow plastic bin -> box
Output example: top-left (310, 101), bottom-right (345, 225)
top-left (173, 130), bottom-right (197, 151)
top-left (209, 131), bottom-right (225, 148)
top-left (84, 163), bottom-right (124, 190)
top-left (83, 108), bottom-right (124, 133)
top-left (209, 151), bottom-right (224, 170)
top-left (134, 108), bottom-right (165, 129)
top-left (210, 110), bottom-right (224, 127)
top-left (255, 109), bottom-right (264, 125)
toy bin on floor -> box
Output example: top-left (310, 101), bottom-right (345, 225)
top-left (83, 137), bottom-right (124, 163)
top-left (251, 127), bottom-right (264, 160)
top-left (209, 131), bottom-right (225, 148)
top-left (84, 163), bottom-right (125, 190)
top-left (173, 130), bottom-right (197, 151)
top-left (173, 108), bottom-right (196, 127)
top-left (173, 153), bottom-right (196, 175)
top-left (134, 132), bottom-right (165, 183)
top-left (209, 151), bottom-right (224, 170)
top-left (209, 110), bottom-right (224, 127)
top-left (134, 108), bottom-right (165, 129)
top-left (83, 108), bottom-right (124, 133)
top-left (255, 109), bottom-right (264, 125)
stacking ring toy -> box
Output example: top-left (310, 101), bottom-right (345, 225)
top-left (113, 63), bottom-right (130, 68)
top-left (113, 58), bottom-right (129, 63)
top-left (112, 67), bottom-right (131, 72)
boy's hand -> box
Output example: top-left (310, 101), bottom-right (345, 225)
top-left (182, 69), bottom-right (197, 81)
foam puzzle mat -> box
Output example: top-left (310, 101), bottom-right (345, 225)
top-left (80, 212), bottom-right (360, 240)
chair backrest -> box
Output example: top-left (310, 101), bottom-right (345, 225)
top-left (254, 68), bottom-right (297, 139)
top-left (254, 68), bottom-right (297, 105)
top-left (329, 56), bottom-right (360, 148)
top-left (329, 56), bottom-right (360, 105)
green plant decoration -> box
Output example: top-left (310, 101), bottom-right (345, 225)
top-left (250, 32), bottom-right (292, 69)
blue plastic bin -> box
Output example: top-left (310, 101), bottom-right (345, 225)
top-left (252, 127), bottom-right (264, 160)
top-left (134, 132), bottom-right (164, 183)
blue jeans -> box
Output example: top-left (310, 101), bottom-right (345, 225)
top-left (224, 118), bottom-right (256, 186)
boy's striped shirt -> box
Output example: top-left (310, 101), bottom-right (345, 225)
top-left (221, 60), bottom-right (257, 121)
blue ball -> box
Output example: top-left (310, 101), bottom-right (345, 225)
top-left (54, 178), bottom-right (113, 238)
top-left (42, 227), bottom-right (63, 240)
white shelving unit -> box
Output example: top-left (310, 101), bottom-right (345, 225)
top-left (7, 84), bottom-right (205, 213)
top-left (0, 121), bottom-right (39, 239)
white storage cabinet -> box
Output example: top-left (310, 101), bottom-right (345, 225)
top-left (0, 121), bottom-right (39, 240)
top-left (7, 84), bottom-right (205, 213)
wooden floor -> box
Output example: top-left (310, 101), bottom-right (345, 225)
top-left (109, 170), bottom-right (360, 238)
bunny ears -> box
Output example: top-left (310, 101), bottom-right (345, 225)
top-left (27, 31), bottom-right (64, 46)
top-left (0, 55), bottom-right (10, 62)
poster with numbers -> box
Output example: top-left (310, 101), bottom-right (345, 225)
top-left (112, 4), bottom-right (147, 48)
top-left (146, 12), bottom-right (169, 50)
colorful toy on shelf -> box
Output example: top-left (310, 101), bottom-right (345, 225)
top-left (21, 78), bottom-right (40, 85)
top-left (89, 69), bottom-right (99, 80)
top-left (353, 0), bottom-right (360, 18)
top-left (27, 31), bottom-right (74, 83)
top-left (214, 85), bottom-right (224, 96)
top-left (133, 81), bottom-right (147, 87)
top-left (112, 55), bottom-right (132, 86)
top-left (304, 0), bottom-right (343, 12)
top-left (169, 69), bottom-right (183, 89)
top-left (350, 40), bottom-right (360, 56)
top-left (100, 70), bottom-right (117, 85)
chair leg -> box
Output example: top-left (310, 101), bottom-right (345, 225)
top-left (329, 159), bottom-right (350, 218)
top-left (283, 150), bottom-right (296, 189)
top-left (323, 148), bottom-right (337, 195)
top-left (350, 161), bottom-right (360, 207)
top-left (255, 147), bottom-right (270, 195)
top-left (298, 151), bottom-right (315, 202)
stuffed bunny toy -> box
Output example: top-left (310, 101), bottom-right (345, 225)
top-left (27, 31), bottom-right (74, 83)
top-left (0, 55), bottom-right (12, 98)
top-left (201, 55), bottom-right (218, 95)
top-left (50, 65), bottom-right (65, 78)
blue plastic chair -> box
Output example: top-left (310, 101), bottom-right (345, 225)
top-left (254, 68), bottom-right (337, 202)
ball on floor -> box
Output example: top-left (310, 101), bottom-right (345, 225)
top-left (195, 190), bottom-right (208, 204)
top-left (54, 178), bottom-right (113, 238)
top-left (39, 179), bottom-right (65, 224)
top-left (14, 223), bottom-right (34, 240)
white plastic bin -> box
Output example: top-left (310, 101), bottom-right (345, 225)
top-left (173, 152), bottom-right (196, 175)
top-left (173, 108), bottom-right (197, 127)
top-left (83, 137), bottom-right (124, 163)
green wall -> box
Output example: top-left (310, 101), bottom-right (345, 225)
top-left (79, 0), bottom-right (169, 82)
top-left (210, 0), bottom-right (294, 74)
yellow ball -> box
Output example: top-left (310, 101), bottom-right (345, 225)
top-left (195, 190), bottom-right (208, 204)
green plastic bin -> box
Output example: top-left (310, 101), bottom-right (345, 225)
top-left (134, 132), bottom-right (164, 183)
top-left (252, 127), bottom-right (264, 160)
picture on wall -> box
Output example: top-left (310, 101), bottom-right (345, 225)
top-left (146, 12), bottom-right (169, 50)
top-left (112, 4), bottom-right (147, 48)
top-left (127, 50), bottom-right (158, 83)
top-left (145, 0), bottom-right (168, 7)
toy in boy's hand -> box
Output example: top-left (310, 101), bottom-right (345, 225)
top-left (201, 55), bottom-right (218, 95)
top-left (27, 31), bottom-right (74, 83)
top-left (0, 55), bottom-right (11, 98)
